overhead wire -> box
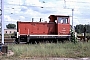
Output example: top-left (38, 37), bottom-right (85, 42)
top-left (66, 1), bottom-right (90, 3)
top-left (3, 1), bottom-right (90, 10)
top-left (3, 0), bottom-right (90, 23)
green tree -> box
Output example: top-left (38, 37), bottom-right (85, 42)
top-left (75, 24), bottom-right (90, 33)
top-left (85, 24), bottom-right (90, 33)
top-left (6, 23), bottom-right (16, 29)
top-left (75, 24), bottom-right (84, 33)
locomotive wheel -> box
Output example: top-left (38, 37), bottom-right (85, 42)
top-left (18, 37), bottom-right (20, 44)
top-left (26, 36), bottom-right (30, 44)
top-left (15, 37), bottom-right (20, 44)
top-left (15, 38), bottom-right (19, 44)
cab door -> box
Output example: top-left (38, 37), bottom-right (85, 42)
top-left (57, 17), bottom-right (70, 35)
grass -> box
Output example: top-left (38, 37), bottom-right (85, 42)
top-left (6, 41), bottom-right (90, 58)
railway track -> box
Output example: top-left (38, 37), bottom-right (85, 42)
top-left (0, 38), bottom-right (15, 43)
top-left (0, 35), bottom-right (89, 44)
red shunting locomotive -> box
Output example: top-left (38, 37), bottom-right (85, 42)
top-left (14, 15), bottom-right (71, 43)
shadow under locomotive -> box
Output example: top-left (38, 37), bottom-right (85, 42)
top-left (12, 35), bottom-right (70, 44)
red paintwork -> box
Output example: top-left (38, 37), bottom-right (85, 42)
top-left (57, 24), bottom-right (70, 35)
top-left (17, 15), bottom-right (71, 36)
top-left (18, 22), bottom-right (56, 35)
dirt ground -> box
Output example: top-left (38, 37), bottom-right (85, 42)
top-left (19, 57), bottom-right (90, 60)
top-left (1, 57), bottom-right (90, 60)
top-left (0, 50), bottom-right (90, 60)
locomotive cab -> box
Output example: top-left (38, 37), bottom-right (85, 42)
top-left (49, 15), bottom-right (70, 36)
top-left (57, 16), bottom-right (70, 35)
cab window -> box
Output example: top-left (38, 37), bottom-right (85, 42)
top-left (57, 17), bottom-right (68, 24)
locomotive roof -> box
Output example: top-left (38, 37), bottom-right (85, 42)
top-left (49, 15), bottom-right (70, 17)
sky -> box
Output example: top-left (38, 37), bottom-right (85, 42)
top-left (1, 0), bottom-right (90, 29)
